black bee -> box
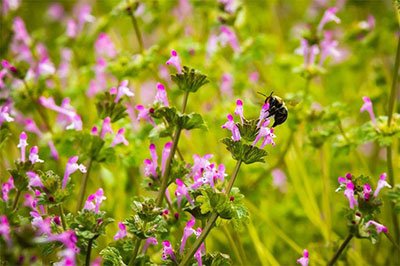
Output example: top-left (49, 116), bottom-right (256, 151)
top-left (258, 91), bottom-right (288, 127)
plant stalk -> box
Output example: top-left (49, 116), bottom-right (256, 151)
top-left (85, 237), bottom-right (94, 266)
top-left (59, 205), bottom-right (67, 231)
top-left (387, 35), bottom-right (400, 126)
top-left (127, 1), bottom-right (144, 53)
top-left (179, 160), bottom-right (242, 266)
top-left (12, 189), bottom-right (21, 211)
top-left (128, 237), bottom-right (142, 266)
top-left (76, 159), bottom-right (94, 212)
top-left (328, 234), bottom-right (353, 266)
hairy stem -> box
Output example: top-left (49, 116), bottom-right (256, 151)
top-left (12, 189), bottom-right (21, 211)
top-left (85, 238), bottom-right (94, 266)
top-left (76, 159), bottom-right (93, 212)
top-left (128, 237), bottom-right (142, 266)
top-left (59, 205), bottom-right (67, 231)
top-left (179, 160), bottom-right (242, 266)
top-left (126, 1), bottom-right (144, 53)
top-left (328, 234), bottom-right (353, 266)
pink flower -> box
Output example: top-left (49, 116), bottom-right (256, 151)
top-left (296, 249), bottom-right (309, 266)
top-left (0, 104), bottom-right (14, 126)
top-left (39, 97), bottom-right (82, 130)
top-left (161, 240), bottom-right (176, 262)
top-left (317, 7), bottom-right (341, 32)
top-left (113, 222), bottom-right (127, 240)
top-left (100, 117), bottom-right (113, 139)
top-left (144, 144), bottom-right (158, 178)
top-left (47, 3), bottom-right (64, 20)
top-left (249, 71), bottom-right (259, 84)
top-left (30, 211), bottom-right (51, 235)
top-left (365, 220), bottom-right (388, 234)
top-left (271, 169), bottom-right (287, 193)
top-left (175, 179), bottom-right (194, 208)
top-left (180, 217), bottom-right (196, 253)
top-left (166, 50), bottom-right (182, 73)
top-left (0, 215), bottom-right (12, 246)
top-left (111, 128), bottom-right (129, 147)
top-left (253, 120), bottom-right (275, 148)
top-left (2, 0), bottom-right (21, 16)
top-left (83, 188), bottom-right (106, 213)
top-left (29, 146), bottom-right (44, 164)
top-left (161, 142), bottom-right (172, 176)
top-left (344, 182), bottom-right (357, 209)
top-left (1, 59), bottom-right (17, 74)
top-left (1, 177), bottom-right (14, 201)
top-left (373, 173), bottom-right (391, 197)
top-left (113, 80), bottom-right (134, 103)
top-left (136, 105), bottom-right (155, 125)
top-left (17, 131), bottom-right (28, 162)
top-left (27, 171), bottom-right (43, 188)
top-left (142, 237), bottom-right (158, 253)
top-left (154, 83), bottom-right (169, 106)
top-left (220, 73), bottom-right (233, 97)
top-left (363, 184), bottom-right (372, 200)
top-left (95, 33), bottom-right (117, 58)
top-left (12, 17), bottom-right (31, 45)
top-left (257, 103), bottom-right (270, 128)
top-left (222, 114), bottom-right (241, 141)
top-left (62, 156), bottom-right (87, 188)
top-left (234, 99), bottom-right (244, 124)
top-left (360, 96), bottom-right (376, 125)
top-left (219, 26), bottom-right (240, 52)
top-left (319, 31), bottom-right (341, 65)
top-left (87, 58), bottom-right (108, 97)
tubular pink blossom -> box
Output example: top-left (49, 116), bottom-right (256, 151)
top-left (365, 220), bottom-right (388, 234)
top-left (180, 217), bottom-right (196, 253)
top-left (162, 240), bottom-right (176, 262)
top-left (296, 249), bottom-right (309, 266)
top-left (100, 117), bottom-right (113, 139)
top-left (373, 173), bottom-right (391, 197)
top-left (234, 99), bottom-right (244, 124)
top-left (1, 177), bottom-right (14, 202)
top-left (219, 25), bottom-right (240, 52)
top-left (161, 142), bottom-right (173, 176)
top-left (136, 105), bottom-right (155, 125)
top-left (62, 156), bottom-right (87, 189)
top-left (113, 222), bottom-right (127, 240)
top-left (114, 80), bottom-right (134, 103)
top-left (360, 96), bottom-right (376, 125)
top-left (111, 128), bottom-right (129, 147)
top-left (83, 188), bottom-right (106, 213)
top-left (0, 215), bottom-right (12, 246)
top-left (17, 131), bottom-right (28, 162)
top-left (257, 103), bottom-right (270, 128)
top-left (220, 73), bottom-right (234, 97)
top-left (363, 184), bottom-right (372, 200)
top-left (317, 7), bottom-right (341, 32)
top-left (155, 83), bottom-right (169, 106)
top-left (175, 179), bottom-right (194, 208)
top-left (222, 114), bottom-right (241, 141)
top-left (27, 171), bottom-right (43, 188)
top-left (95, 33), bottom-right (117, 58)
top-left (166, 50), bottom-right (182, 73)
top-left (344, 182), bottom-right (357, 209)
top-left (142, 237), bottom-right (158, 253)
top-left (29, 146), bottom-right (44, 164)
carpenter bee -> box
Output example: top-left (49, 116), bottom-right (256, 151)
top-left (258, 91), bottom-right (288, 127)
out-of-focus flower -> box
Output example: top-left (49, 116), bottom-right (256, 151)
top-left (83, 188), bottom-right (106, 213)
top-left (111, 80), bottom-right (134, 103)
top-left (360, 96), bottom-right (376, 125)
top-left (358, 15), bottom-right (375, 31)
top-left (363, 184), bottom-right (372, 200)
top-left (317, 7), bottom-right (340, 32)
top-left (154, 83), bottom-right (169, 106)
top-left (100, 117), bottom-right (113, 139)
top-left (29, 146), bottom-right (44, 164)
top-left (0, 104), bottom-right (14, 126)
top-left (2, 0), bottom-right (21, 16)
top-left (234, 99), bottom-right (244, 124)
top-left (2, 177), bottom-right (14, 201)
top-left (249, 71), bottom-right (259, 84)
top-left (136, 105), bottom-right (155, 125)
top-left (319, 31), bottom-right (341, 65)
top-left (175, 179), bottom-right (194, 208)
top-left (113, 222), bottom-right (127, 240)
top-left (47, 3), bottom-right (64, 20)
top-left (17, 131), bottom-right (28, 162)
top-left (344, 181), bottom-right (357, 209)
top-left (220, 73), bottom-right (233, 97)
top-left (1, 59), bottom-right (17, 74)
top-left (162, 240), bottom-right (176, 262)
top-left (62, 156), bottom-right (86, 189)
top-left (364, 220), bottom-right (388, 234)
top-left (296, 249), bottom-right (309, 266)
top-left (12, 17), bottom-right (31, 45)
top-left (373, 173), bottom-right (391, 197)
top-left (142, 237), bottom-right (158, 253)
top-left (180, 217), bottom-right (196, 253)
top-left (27, 171), bottom-right (43, 188)
top-left (0, 215), bottom-right (12, 246)
top-left (87, 58), bottom-right (108, 97)
top-left (111, 128), bottom-right (129, 147)
top-left (161, 142), bottom-right (172, 176)
top-left (219, 25), bottom-right (240, 52)
top-left (95, 33), bottom-right (117, 58)
top-left (39, 97), bottom-right (82, 130)
top-left (253, 120), bottom-right (275, 148)
top-left (48, 230), bottom-right (79, 265)
top-left (295, 39), bottom-right (320, 68)
top-left (219, 0), bottom-right (235, 13)
top-left (30, 211), bottom-right (51, 235)
top-left (166, 50), bottom-right (182, 73)
top-left (222, 114), bottom-right (241, 141)
top-left (271, 168), bottom-right (287, 193)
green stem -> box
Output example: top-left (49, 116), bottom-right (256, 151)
top-left (59, 205), bottom-right (67, 231)
top-left (384, 232), bottom-right (400, 252)
top-left (387, 146), bottom-right (400, 244)
top-left (128, 237), bottom-right (142, 266)
top-left (85, 238), bottom-right (95, 266)
top-left (179, 160), bottom-right (242, 266)
top-left (387, 35), bottom-right (400, 126)
top-left (181, 91), bottom-right (189, 113)
top-left (12, 189), bottom-right (21, 211)
top-left (328, 234), bottom-right (353, 266)
top-left (126, 1), bottom-right (144, 53)
top-left (76, 159), bottom-right (94, 212)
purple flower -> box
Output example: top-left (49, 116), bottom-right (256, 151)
top-left (2, 177), bottom-right (14, 201)
top-left (234, 99), bottom-right (244, 124)
top-left (175, 179), bottom-right (194, 208)
top-left (363, 184), bottom-right (372, 200)
top-left (27, 171), bottom-right (43, 188)
top-left (87, 58), bottom-right (108, 97)
top-left (364, 220), bottom-right (388, 234)
top-left (95, 33), bottom-right (117, 58)
top-left (12, 17), bottom-right (31, 45)
top-left (142, 237), bottom-right (158, 253)
top-left (319, 31), bottom-right (341, 65)
top-left (29, 146), bottom-right (44, 164)
top-left (47, 3), bottom-right (64, 21)
top-left (180, 217), bottom-right (196, 253)
top-left (161, 240), bottom-right (176, 262)
top-left (100, 117), bottom-right (113, 139)
top-left (154, 83), bottom-right (169, 106)
top-left (113, 222), bottom-right (127, 240)
top-left (166, 50), bottom-right (182, 73)
top-left (47, 230), bottom-right (79, 265)
top-left (2, 0), bottom-right (21, 16)
top-left (144, 144), bottom-right (158, 178)
top-left (62, 156), bottom-right (87, 189)
top-left (344, 181), bottom-right (357, 209)
top-left (317, 7), bottom-right (341, 32)
top-left (219, 26), bottom-right (240, 52)
top-left (257, 103), bottom-right (270, 128)
top-left (112, 80), bottom-right (134, 103)
top-left (295, 39), bottom-right (320, 68)
top-left (1, 59), bottom-right (18, 74)
top-left (373, 173), bottom-right (391, 198)
top-left (136, 105), bottom-right (155, 125)
top-left (271, 168), bottom-right (287, 193)
top-left (39, 97), bottom-right (82, 130)
top-left (17, 131), bottom-right (28, 162)
top-left (296, 249), bottom-right (309, 266)
top-left (222, 114), bottom-right (241, 141)
top-left (0, 215), bottom-right (12, 246)
top-left (360, 96), bottom-right (376, 125)
top-left (253, 120), bottom-right (275, 148)
top-left (111, 128), bottom-right (129, 147)
top-left (161, 142), bottom-right (172, 176)
top-left (83, 188), bottom-right (106, 213)
top-left (0, 104), bottom-right (14, 126)
top-left (220, 73), bottom-right (233, 97)
top-left (249, 71), bottom-right (259, 84)
top-left (30, 211), bottom-right (51, 235)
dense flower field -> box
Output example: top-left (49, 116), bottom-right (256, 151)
top-left (1, 0), bottom-right (400, 265)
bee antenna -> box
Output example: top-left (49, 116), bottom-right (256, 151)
top-left (270, 91), bottom-right (274, 97)
top-left (257, 91), bottom-right (267, 97)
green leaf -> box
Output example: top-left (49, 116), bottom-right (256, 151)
top-left (100, 247), bottom-right (126, 266)
top-left (222, 138), bottom-right (268, 164)
top-left (171, 66), bottom-right (209, 93)
top-left (96, 92), bottom-right (128, 122)
top-left (0, 127), bottom-right (11, 149)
